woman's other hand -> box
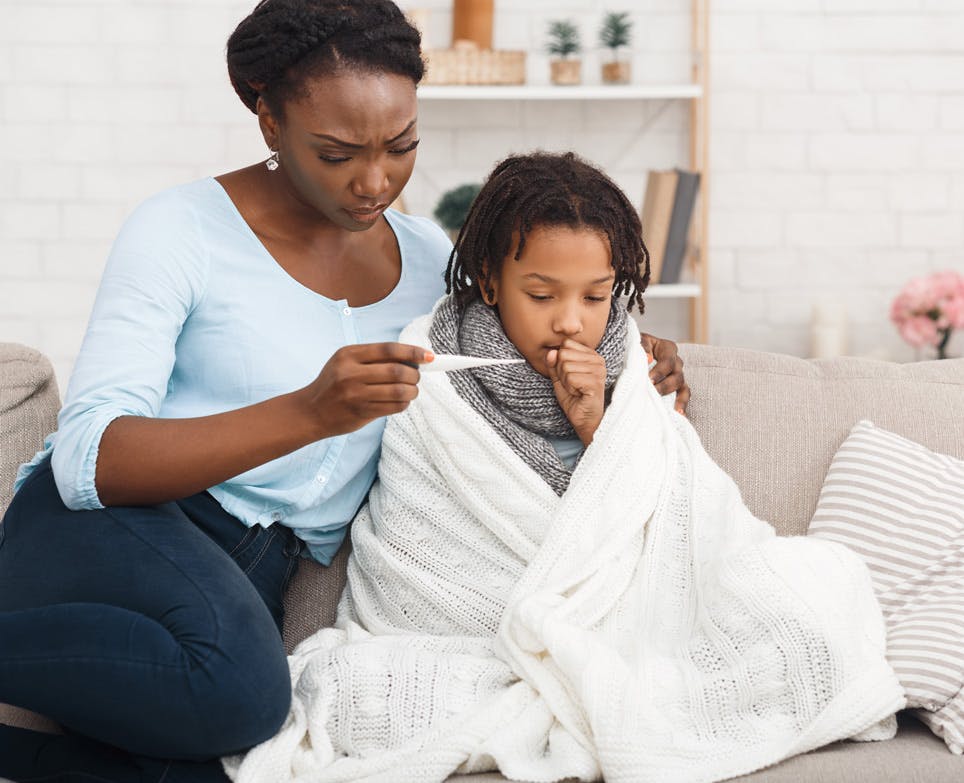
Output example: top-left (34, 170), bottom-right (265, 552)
top-left (640, 333), bottom-right (690, 415)
top-left (300, 343), bottom-right (434, 438)
top-left (547, 339), bottom-right (607, 446)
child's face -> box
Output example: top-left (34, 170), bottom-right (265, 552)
top-left (486, 225), bottom-right (614, 378)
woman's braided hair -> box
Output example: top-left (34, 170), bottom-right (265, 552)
top-left (445, 151), bottom-right (650, 312)
top-left (226, 0), bottom-right (424, 117)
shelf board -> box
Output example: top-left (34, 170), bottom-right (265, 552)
top-left (418, 84), bottom-right (703, 101)
top-left (643, 284), bottom-right (701, 299)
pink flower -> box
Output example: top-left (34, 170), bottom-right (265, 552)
top-left (898, 315), bottom-right (940, 348)
top-left (891, 269), bottom-right (964, 354)
top-left (944, 295), bottom-right (964, 330)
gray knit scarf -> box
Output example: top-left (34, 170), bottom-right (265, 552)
top-left (429, 294), bottom-right (628, 495)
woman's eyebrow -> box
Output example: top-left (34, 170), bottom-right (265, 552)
top-left (310, 119), bottom-right (417, 148)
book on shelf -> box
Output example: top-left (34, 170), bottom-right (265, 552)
top-left (640, 168), bottom-right (701, 285)
top-left (639, 169), bottom-right (677, 283)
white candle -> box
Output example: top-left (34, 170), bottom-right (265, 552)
top-left (810, 301), bottom-right (849, 359)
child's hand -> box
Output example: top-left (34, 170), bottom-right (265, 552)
top-left (546, 339), bottom-right (607, 446)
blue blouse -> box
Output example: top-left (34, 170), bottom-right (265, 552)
top-left (16, 178), bottom-right (451, 564)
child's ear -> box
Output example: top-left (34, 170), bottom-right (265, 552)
top-left (477, 269), bottom-right (498, 306)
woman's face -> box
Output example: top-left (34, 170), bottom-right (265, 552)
top-left (486, 225), bottom-right (615, 377)
top-left (262, 69), bottom-right (419, 231)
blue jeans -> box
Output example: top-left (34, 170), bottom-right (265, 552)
top-left (0, 458), bottom-right (302, 781)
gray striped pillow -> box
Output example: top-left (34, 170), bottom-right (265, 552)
top-left (808, 419), bottom-right (964, 754)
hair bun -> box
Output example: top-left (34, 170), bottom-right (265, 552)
top-left (226, 0), bottom-right (423, 115)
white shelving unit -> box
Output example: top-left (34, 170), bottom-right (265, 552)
top-left (418, 84), bottom-right (703, 101)
top-left (641, 283), bottom-right (701, 300)
top-left (416, 1), bottom-right (710, 342)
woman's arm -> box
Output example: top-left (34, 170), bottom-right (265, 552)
top-left (51, 190), bottom-right (429, 509)
top-left (640, 333), bottom-right (690, 414)
top-left (96, 342), bottom-right (430, 507)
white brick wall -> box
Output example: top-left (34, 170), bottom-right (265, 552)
top-left (710, 0), bottom-right (964, 360)
top-left (1, 0), bottom-right (962, 389)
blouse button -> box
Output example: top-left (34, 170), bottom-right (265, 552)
top-left (343, 306), bottom-right (351, 316)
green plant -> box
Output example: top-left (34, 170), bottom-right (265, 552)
top-left (433, 183), bottom-right (481, 233)
top-left (546, 19), bottom-right (581, 59)
top-left (599, 11), bottom-right (632, 52)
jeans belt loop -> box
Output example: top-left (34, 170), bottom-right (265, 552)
top-left (281, 526), bottom-right (302, 558)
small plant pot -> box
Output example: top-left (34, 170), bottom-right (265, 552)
top-left (550, 59), bottom-right (582, 86)
top-left (602, 60), bottom-right (631, 85)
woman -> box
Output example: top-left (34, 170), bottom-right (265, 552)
top-left (0, 2), bottom-right (688, 781)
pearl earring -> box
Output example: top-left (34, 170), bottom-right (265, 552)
top-left (265, 150), bottom-right (279, 171)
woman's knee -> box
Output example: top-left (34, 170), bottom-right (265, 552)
top-left (191, 632), bottom-right (292, 756)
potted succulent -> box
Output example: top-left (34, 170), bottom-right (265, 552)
top-left (599, 11), bottom-right (632, 84)
top-left (547, 19), bottom-right (581, 86)
top-left (433, 183), bottom-right (481, 241)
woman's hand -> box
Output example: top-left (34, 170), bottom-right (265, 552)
top-left (300, 342), bottom-right (434, 438)
top-left (547, 339), bottom-right (607, 446)
top-left (640, 333), bottom-right (690, 415)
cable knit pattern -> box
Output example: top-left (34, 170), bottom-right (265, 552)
top-left (224, 306), bottom-right (905, 783)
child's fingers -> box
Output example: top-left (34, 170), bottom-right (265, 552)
top-left (554, 350), bottom-right (605, 378)
top-left (554, 355), bottom-right (605, 396)
top-left (558, 338), bottom-right (597, 357)
top-left (559, 370), bottom-right (602, 397)
top-left (546, 348), bottom-right (561, 381)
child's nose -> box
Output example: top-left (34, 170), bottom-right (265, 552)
top-left (553, 304), bottom-right (583, 337)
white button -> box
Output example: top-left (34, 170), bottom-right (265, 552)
top-left (316, 474), bottom-right (327, 484)
top-left (343, 306), bottom-right (351, 316)
top-left (271, 511), bottom-right (283, 522)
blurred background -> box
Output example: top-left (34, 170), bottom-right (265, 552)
top-left (1, 0), bottom-right (962, 388)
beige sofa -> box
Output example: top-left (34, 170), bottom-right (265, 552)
top-left (2, 340), bottom-right (963, 782)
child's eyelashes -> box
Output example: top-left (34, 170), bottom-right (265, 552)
top-left (525, 293), bottom-right (610, 303)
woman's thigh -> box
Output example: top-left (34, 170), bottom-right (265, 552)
top-left (176, 489), bottom-right (302, 635)
top-left (0, 459), bottom-right (291, 759)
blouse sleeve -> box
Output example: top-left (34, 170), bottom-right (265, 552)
top-left (50, 189), bottom-right (209, 509)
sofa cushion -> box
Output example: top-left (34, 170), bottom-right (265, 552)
top-left (446, 714), bottom-right (956, 782)
top-left (809, 419), bottom-right (964, 754)
top-left (729, 712), bottom-right (961, 782)
top-left (282, 540), bottom-right (351, 654)
top-left (677, 345), bottom-right (964, 537)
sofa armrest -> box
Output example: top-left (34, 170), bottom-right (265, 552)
top-left (0, 343), bottom-right (61, 518)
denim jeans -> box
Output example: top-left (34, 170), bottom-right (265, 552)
top-left (0, 458), bottom-right (303, 782)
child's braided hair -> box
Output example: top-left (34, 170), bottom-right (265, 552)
top-left (445, 151), bottom-right (650, 312)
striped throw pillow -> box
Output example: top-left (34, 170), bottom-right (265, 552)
top-left (808, 419), bottom-right (964, 754)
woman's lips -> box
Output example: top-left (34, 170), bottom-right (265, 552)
top-left (345, 204), bottom-right (387, 223)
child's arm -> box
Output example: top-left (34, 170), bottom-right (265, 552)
top-left (546, 339), bottom-right (607, 446)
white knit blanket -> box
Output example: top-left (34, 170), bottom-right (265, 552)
top-left (225, 313), bottom-right (904, 783)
